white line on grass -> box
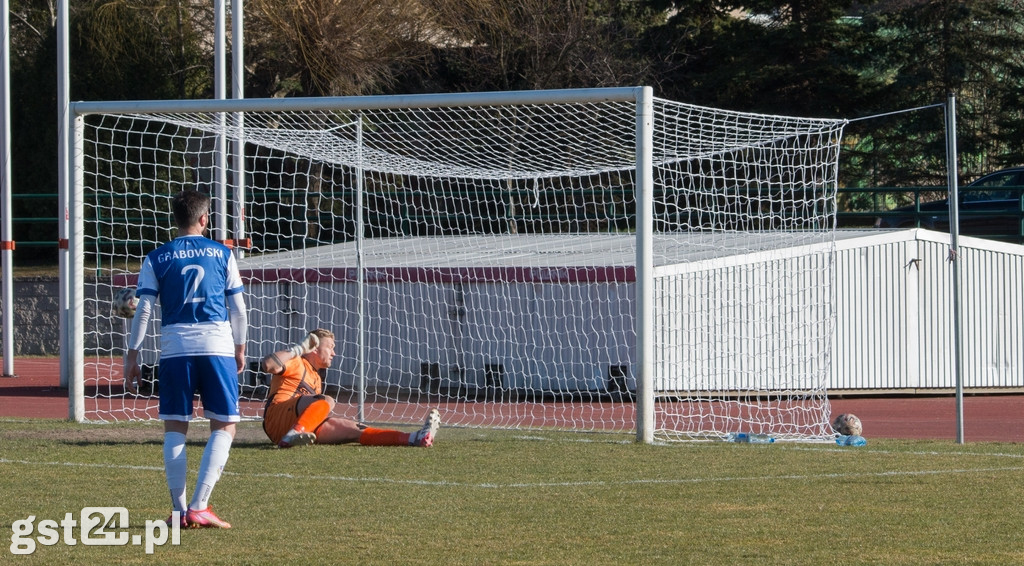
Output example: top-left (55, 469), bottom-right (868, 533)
top-left (228, 466), bottom-right (1024, 488)
top-left (2, 456), bottom-right (1023, 489)
top-left (790, 445), bottom-right (1024, 459)
top-left (0, 457), bottom-right (163, 472)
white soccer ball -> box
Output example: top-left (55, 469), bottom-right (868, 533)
top-left (831, 413), bottom-right (863, 437)
top-left (112, 287), bottom-right (139, 319)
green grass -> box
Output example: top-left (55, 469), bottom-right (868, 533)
top-left (3, 419), bottom-right (1024, 565)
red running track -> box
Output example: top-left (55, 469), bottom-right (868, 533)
top-left (1, 357), bottom-right (1021, 442)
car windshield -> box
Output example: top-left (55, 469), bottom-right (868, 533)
top-left (964, 171), bottom-right (1022, 203)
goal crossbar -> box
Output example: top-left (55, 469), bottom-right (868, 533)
top-left (71, 87), bottom-right (648, 115)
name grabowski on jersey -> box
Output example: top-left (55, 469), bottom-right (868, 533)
top-left (156, 246), bottom-right (224, 264)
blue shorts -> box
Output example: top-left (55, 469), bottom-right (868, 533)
top-left (158, 355), bottom-right (240, 423)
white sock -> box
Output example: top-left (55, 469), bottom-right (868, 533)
top-left (189, 429), bottom-right (232, 511)
top-left (163, 432), bottom-right (188, 513)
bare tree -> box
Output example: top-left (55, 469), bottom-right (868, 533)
top-left (420, 0), bottom-right (657, 91)
top-left (72, 0), bottom-right (212, 99)
top-left (248, 0), bottom-right (436, 96)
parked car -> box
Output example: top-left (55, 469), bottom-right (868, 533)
top-left (874, 166), bottom-right (1024, 239)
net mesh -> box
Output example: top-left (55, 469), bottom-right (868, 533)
top-left (77, 92), bottom-right (845, 441)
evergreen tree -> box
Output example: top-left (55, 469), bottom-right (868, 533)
top-left (648, 0), bottom-right (878, 117)
top-left (853, 0), bottom-right (1024, 186)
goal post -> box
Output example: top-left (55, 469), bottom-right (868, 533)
top-left (635, 89), bottom-right (655, 443)
top-left (66, 87), bottom-right (846, 443)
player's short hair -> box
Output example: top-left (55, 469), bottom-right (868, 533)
top-left (310, 328), bottom-right (335, 342)
top-left (171, 189), bottom-right (211, 229)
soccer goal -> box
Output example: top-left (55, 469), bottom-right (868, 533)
top-left (65, 87), bottom-right (847, 442)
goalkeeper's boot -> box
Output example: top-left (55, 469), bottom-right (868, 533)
top-left (185, 507), bottom-right (231, 529)
top-left (279, 425), bottom-right (316, 448)
top-left (410, 409), bottom-right (441, 447)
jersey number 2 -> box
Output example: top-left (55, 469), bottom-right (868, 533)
top-left (182, 265), bottom-right (207, 304)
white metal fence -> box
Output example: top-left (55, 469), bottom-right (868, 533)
top-left (833, 228), bottom-right (1024, 390)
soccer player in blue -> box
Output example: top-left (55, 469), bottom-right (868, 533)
top-left (122, 189), bottom-right (248, 529)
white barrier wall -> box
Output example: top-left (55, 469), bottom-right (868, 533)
top-left (243, 270), bottom-right (636, 394)
top-left (241, 229), bottom-right (1024, 393)
top-left (832, 229), bottom-right (1024, 390)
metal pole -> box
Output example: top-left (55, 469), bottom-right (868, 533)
top-left (231, 0), bottom-right (246, 260)
top-left (0, 0), bottom-right (13, 377)
top-left (214, 0), bottom-right (227, 241)
top-left (69, 116), bottom-right (85, 422)
top-left (944, 92), bottom-right (965, 444)
top-left (356, 115), bottom-right (365, 422)
top-left (56, 0), bottom-right (70, 387)
top-left (635, 86), bottom-right (654, 444)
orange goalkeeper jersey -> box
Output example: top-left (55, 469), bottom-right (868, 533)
top-left (267, 356), bottom-right (323, 404)
top-left (262, 356), bottom-right (324, 444)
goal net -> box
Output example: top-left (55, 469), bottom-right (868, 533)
top-left (68, 88), bottom-right (846, 442)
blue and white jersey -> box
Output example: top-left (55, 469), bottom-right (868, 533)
top-left (136, 235), bottom-right (244, 358)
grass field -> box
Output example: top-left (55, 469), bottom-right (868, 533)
top-left (3, 418), bottom-right (1024, 565)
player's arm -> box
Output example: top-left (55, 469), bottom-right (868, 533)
top-left (123, 257), bottom-right (157, 394)
top-left (225, 255), bottom-right (249, 373)
top-left (123, 293), bottom-right (155, 394)
top-left (227, 291), bottom-right (248, 373)
top-left (261, 332), bottom-right (319, 375)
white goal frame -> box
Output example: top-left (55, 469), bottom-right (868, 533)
top-left (65, 87), bottom-right (846, 443)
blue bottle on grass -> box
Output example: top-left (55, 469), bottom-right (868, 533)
top-left (836, 434), bottom-right (867, 446)
top-left (728, 432), bottom-right (775, 444)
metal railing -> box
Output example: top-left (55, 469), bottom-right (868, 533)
top-left (14, 186), bottom-right (1024, 258)
top-left (837, 185), bottom-right (1024, 244)
top-left (9, 193), bottom-right (59, 248)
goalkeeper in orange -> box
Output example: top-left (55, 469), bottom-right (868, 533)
top-left (261, 328), bottom-right (440, 448)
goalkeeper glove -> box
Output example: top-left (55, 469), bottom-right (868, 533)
top-left (289, 332), bottom-right (319, 358)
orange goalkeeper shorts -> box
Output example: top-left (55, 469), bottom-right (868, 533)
top-left (262, 397), bottom-right (302, 445)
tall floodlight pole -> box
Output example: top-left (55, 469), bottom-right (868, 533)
top-left (231, 0), bottom-right (246, 259)
top-left (945, 92), bottom-right (965, 444)
top-left (1, 0), bottom-right (14, 377)
top-left (57, 0), bottom-right (70, 387)
top-left (214, 0), bottom-right (228, 241)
